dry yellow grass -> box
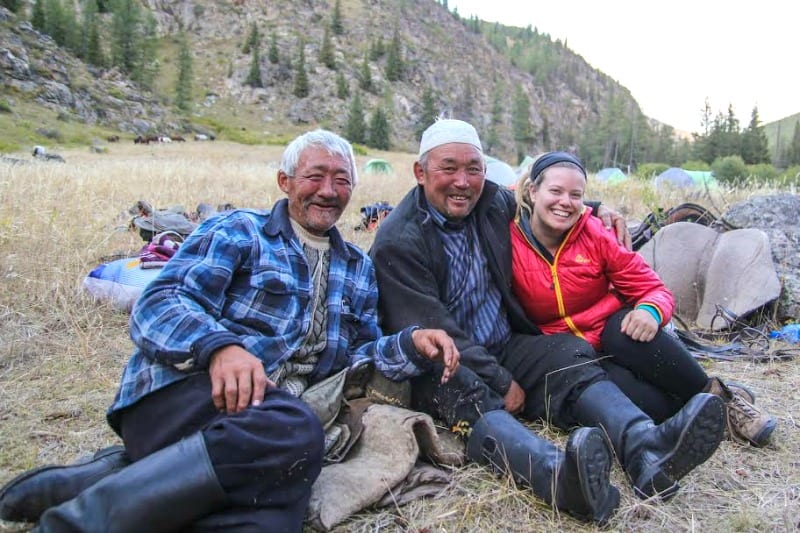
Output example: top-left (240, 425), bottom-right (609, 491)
top-left (0, 141), bottom-right (798, 532)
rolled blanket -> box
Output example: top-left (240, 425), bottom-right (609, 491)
top-left (306, 404), bottom-right (464, 531)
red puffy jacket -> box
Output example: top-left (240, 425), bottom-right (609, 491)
top-left (510, 209), bottom-right (674, 349)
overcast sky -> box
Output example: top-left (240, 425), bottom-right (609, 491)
top-left (448, 0), bottom-right (798, 133)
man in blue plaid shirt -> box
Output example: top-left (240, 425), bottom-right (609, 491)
top-left (1, 130), bottom-right (459, 532)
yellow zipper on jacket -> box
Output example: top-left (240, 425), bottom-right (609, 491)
top-left (515, 215), bottom-right (586, 340)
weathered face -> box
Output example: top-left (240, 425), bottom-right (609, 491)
top-left (278, 146), bottom-right (353, 235)
top-left (529, 166), bottom-right (586, 234)
top-left (414, 143), bottom-right (485, 221)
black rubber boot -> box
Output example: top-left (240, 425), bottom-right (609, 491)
top-left (466, 410), bottom-right (619, 525)
top-left (37, 433), bottom-right (227, 532)
top-left (574, 380), bottom-right (725, 500)
top-left (0, 446), bottom-right (130, 523)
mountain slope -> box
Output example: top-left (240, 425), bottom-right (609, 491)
top-left (2, 0), bottom-right (647, 161)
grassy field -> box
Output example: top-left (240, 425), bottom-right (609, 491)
top-left (0, 141), bottom-right (798, 532)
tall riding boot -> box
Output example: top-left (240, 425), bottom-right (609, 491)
top-left (0, 446), bottom-right (130, 523)
top-left (467, 410), bottom-right (619, 525)
top-left (37, 433), bottom-right (227, 533)
top-left (574, 380), bottom-right (725, 500)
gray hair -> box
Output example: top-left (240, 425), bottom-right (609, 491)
top-left (280, 129), bottom-right (358, 186)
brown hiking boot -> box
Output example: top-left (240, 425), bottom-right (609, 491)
top-left (704, 377), bottom-right (776, 447)
top-left (725, 382), bottom-right (755, 404)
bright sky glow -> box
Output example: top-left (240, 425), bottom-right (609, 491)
top-left (449, 0), bottom-right (798, 133)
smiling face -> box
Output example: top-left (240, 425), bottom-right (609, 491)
top-left (529, 165), bottom-right (586, 240)
top-left (278, 145), bottom-right (353, 235)
top-left (414, 143), bottom-right (486, 221)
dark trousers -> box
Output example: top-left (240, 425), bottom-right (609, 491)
top-left (601, 308), bottom-right (710, 423)
top-left (411, 332), bottom-right (606, 430)
top-left (117, 373), bottom-right (325, 533)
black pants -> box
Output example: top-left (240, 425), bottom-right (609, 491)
top-left (117, 373), bottom-right (325, 532)
top-left (601, 308), bottom-right (710, 423)
top-left (411, 332), bottom-right (606, 430)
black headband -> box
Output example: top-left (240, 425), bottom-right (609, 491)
top-left (530, 151), bottom-right (587, 181)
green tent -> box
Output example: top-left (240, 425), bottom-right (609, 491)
top-left (685, 170), bottom-right (718, 189)
top-left (363, 158), bottom-right (393, 175)
top-left (596, 167), bottom-right (627, 183)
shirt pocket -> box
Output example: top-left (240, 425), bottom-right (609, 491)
top-left (243, 267), bottom-right (303, 328)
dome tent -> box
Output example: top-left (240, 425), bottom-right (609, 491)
top-left (596, 167), bottom-right (627, 183)
top-left (685, 170), bottom-right (718, 189)
top-left (485, 156), bottom-right (517, 188)
top-left (654, 167), bottom-right (694, 189)
top-left (363, 158), bottom-right (393, 175)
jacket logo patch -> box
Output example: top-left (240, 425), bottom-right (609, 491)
top-left (574, 254), bottom-right (591, 264)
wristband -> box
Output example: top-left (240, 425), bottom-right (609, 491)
top-left (636, 304), bottom-right (661, 325)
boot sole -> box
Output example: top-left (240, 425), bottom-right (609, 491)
top-left (0, 446), bottom-right (128, 522)
top-left (568, 427), bottom-right (620, 525)
top-left (636, 394), bottom-right (725, 500)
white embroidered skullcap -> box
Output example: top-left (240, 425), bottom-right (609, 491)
top-left (418, 119), bottom-right (483, 158)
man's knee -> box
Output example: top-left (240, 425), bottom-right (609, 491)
top-left (205, 389), bottom-right (325, 469)
top-left (203, 390), bottom-right (325, 508)
top-left (251, 389), bottom-right (326, 463)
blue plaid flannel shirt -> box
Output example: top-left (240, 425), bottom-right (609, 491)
top-left (107, 199), bottom-right (429, 431)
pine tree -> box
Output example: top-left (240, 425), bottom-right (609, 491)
top-left (385, 28), bottom-right (403, 82)
top-left (456, 75), bottom-right (475, 123)
top-left (44, 0), bottom-right (66, 46)
top-left (415, 86), bottom-right (437, 140)
top-left (368, 106), bottom-right (391, 150)
top-left (86, 14), bottom-right (105, 66)
top-left (78, 0), bottom-right (97, 61)
top-left (787, 121), bottom-right (800, 166)
top-left (740, 107), bottom-right (770, 164)
top-left (268, 32), bottom-right (279, 64)
top-left (293, 42), bottom-right (309, 98)
top-left (1, 0), bottom-right (21, 12)
top-left (358, 53), bottom-right (372, 92)
top-left (131, 10), bottom-right (159, 89)
top-left (175, 32), bottom-right (193, 112)
top-left (335, 71), bottom-right (349, 99)
top-left (345, 92), bottom-right (366, 144)
top-left (61, 0), bottom-right (80, 53)
top-left (31, 0), bottom-right (46, 31)
top-left (242, 22), bottom-right (259, 54)
top-left (110, 0), bottom-right (142, 74)
top-left (331, 0), bottom-right (344, 35)
top-left (369, 36), bottom-right (385, 60)
top-left (319, 26), bottom-right (335, 69)
top-left (512, 84), bottom-right (533, 161)
top-left (245, 46), bottom-right (262, 88)
top-left (486, 86), bottom-right (503, 154)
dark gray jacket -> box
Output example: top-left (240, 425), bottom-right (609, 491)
top-left (369, 181), bottom-right (541, 396)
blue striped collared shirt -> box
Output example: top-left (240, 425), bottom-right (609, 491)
top-left (427, 206), bottom-right (511, 355)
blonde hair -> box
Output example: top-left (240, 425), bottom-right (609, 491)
top-left (514, 153), bottom-right (586, 219)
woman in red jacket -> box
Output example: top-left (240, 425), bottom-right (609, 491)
top-left (509, 151), bottom-right (775, 447)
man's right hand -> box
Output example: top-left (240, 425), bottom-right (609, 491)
top-left (209, 345), bottom-right (274, 414)
top-left (504, 380), bottom-right (525, 415)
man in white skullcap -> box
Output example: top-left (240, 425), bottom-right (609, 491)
top-left (369, 119), bottom-right (725, 525)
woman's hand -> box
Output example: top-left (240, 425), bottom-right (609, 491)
top-left (620, 309), bottom-right (659, 342)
